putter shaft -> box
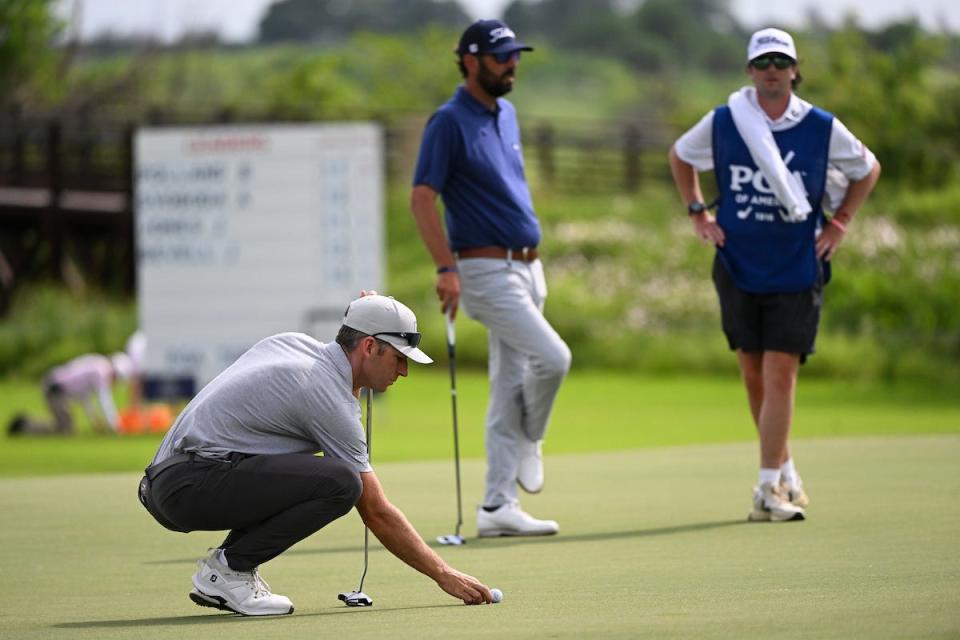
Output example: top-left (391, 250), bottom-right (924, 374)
top-left (447, 314), bottom-right (464, 539)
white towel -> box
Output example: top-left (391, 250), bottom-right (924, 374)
top-left (728, 87), bottom-right (812, 222)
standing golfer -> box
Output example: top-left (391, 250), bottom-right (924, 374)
top-left (139, 294), bottom-right (497, 615)
top-left (668, 28), bottom-right (880, 521)
top-left (411, 19), bottom-right (571, 537)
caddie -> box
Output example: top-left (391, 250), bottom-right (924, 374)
top-left (667, 27), bottom-right (880, 522)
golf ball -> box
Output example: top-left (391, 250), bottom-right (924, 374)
top-left (491, 588), bottom-right (503, 603)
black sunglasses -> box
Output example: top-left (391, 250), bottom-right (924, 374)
top-left (486, 50), bottom-right (521, 64)
top-left (750, 55), bottom-right (795, 70)
top-left (372, 331), bottom-right (422, 348)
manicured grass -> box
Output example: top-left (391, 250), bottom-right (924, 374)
top-left (1, 436), bottom-right (958, 639)
top-left (2, 372), bottom-right (959, 476)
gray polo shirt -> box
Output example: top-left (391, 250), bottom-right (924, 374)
top-left (152, 333), bottom-right (371, 473)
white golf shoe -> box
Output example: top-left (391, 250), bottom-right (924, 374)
top-left (477, 501), bottom-right (559, 537)
top-left (190, 549), bottom-right (294, 616)
top-left (748, 482), bottom-right (806, 522)
top-left (517, 440), bottom-right (544, 494)
top-left (780, 476), bottom-right (810, 508)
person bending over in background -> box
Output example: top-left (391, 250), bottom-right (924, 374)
top-left (668, 27), bottom-right (880, 522)
top-left (7, 350), bottom-right (133, 436)
top-left (411, 19), bottom-right (571, 538)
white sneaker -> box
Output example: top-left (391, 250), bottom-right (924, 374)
top-left (748, 482), bottom-right (806, 522)
top-left (780, 477), bottom-right (810, 508)
top-left (517, 441), bottom-right (544, 494)
top-left (190, 549), bottom-right (294, 616)
top-left (477, 501), bottom-right (559, 537)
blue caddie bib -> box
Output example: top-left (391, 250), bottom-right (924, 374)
top-left (712, 105), bottom-right (833, 293)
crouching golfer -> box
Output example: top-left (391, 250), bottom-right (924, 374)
top-left (139, 293), bottom-right (496, 615)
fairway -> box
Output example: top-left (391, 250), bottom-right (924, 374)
top-left (2, 436), bottom-right (958, 639)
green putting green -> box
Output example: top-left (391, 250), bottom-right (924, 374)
top-left (2, 435), bottom-right (958, 639)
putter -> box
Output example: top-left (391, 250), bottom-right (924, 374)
top-left (437, 311), bottom-right (466, 546)
top-left (339, 387), bottom-right (374, 607)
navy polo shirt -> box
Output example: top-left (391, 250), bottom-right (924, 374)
top-left (413, 86), bottom-right (540, 251)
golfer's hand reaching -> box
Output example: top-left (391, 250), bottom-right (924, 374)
top-left (435, 568), bottom-right (494, 605)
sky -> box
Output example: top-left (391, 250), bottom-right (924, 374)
top-left (56, 0), bottom-right (960, 43)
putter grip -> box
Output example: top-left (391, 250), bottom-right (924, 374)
top-left (446, 314), bottom-right (456, 347)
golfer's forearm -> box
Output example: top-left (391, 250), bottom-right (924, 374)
top-left (366, 506), bottom-right (448, 579)
top-left (410, 187), bottom-right (455, 268)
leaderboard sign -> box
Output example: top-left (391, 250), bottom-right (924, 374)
top-left (135, 123), bottom-right (384, 398)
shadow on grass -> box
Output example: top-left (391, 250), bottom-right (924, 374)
top-left (53, 603), bottom-right (460, 629)
top-left (465, 519), bottom-right (748, 548)
top-left (145, 519), bottom-right (747, 566)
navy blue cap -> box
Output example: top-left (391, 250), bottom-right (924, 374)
top-left (456, 19), bottom-right (533, 56)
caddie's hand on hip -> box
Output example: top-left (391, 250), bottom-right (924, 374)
top-left (692, 213), bottom-right (725, 247)
top-left (437, 272), bottom-right (461, 319)
top-left (816, 223), bottom-right (845, 260)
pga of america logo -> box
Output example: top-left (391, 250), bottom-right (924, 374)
top-left (728, 151), bottom-right (807, 223)
top-left (488, 27), bottom-right (516, 42)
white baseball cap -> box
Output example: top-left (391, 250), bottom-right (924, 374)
top-left (747, 28), bottom-right (797, 62)
top-left (342, 295), bottom-right (433, 364)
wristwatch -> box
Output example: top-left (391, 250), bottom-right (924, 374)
top-left (687, 201), bottom-right (707, 215)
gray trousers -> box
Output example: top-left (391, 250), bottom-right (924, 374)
top-left (17, 382), bottom-right (74, 435)
top-left (459, 258), bottom-right (571, 506)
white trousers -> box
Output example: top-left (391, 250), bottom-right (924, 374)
top-left (458, 258), bottom-right (572, 506)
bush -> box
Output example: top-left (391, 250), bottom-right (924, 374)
top-left (0, 285), bottom-right (136, 379)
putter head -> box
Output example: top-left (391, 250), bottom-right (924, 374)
top-left (436, 534), bottom-right (466, 546)
top-left (338, 591), bottom-right (373, 607)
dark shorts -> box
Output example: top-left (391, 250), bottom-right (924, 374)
top-left (712, 255), bottom-right (823, 362)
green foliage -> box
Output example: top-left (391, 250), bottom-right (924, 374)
top-left (383, 179), bottom-right (960, 383)
top-left (825, 214), bottom-right (960, 370)
top-left (801, 23), bottom-right (958, 188)
top-left (262, 28), bottom-right (462, 119)
top-left (508, 46), bottom-right (655, 121)
top-left (630, 0), bottom-right (744, 73)
top-left (257, 0), bottom-right (468, 43)
top-left (882, 182), bottom-right (960, 226)
top-left (506, 0), bottom-right (745, 73)
top-left (0, 0), bottom-right (62, 101)
top-left (0, 285), bottom-right (136, 380)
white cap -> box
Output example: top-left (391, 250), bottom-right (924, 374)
top-left (747, 28), bottom-right (797, 62)
top-left (342, 295), bottom-right (433, 364)
top-left (110, 352), bottom-right (134, 380)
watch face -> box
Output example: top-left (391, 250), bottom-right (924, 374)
top-left (688, 202), bottom-right (706, 214)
